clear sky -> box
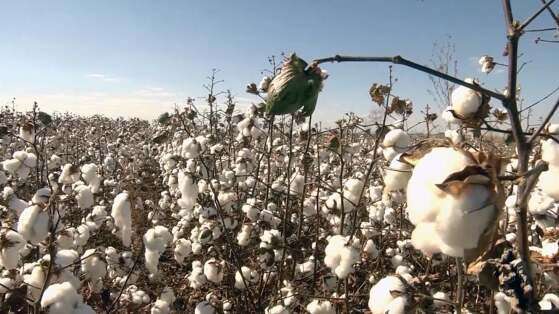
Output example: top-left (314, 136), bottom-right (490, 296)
top-left (1, 0), bottom-right (558, 124)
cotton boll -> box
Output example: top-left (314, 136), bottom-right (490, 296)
top-left (450, 78), bottom-right (482, 118)
top-left (306, 299), bottom-right (334, 314)
top-left (0, 277), bottom-right (15, 293)
top-left (445, 129), bottom-right (464, 145)
top-left (75, 184), bottom-right (94, 209)
top-left (25, 264), bottom-right (47, 300)
top-left (203, 258), bottom-right (224, 284)
top-left (41, 282), bottom-right (90, 314)
top-left (111, 192), bottom-right (132, 247)
top-left (288, 173), bottom-right (305, 195)
top-left (434, 184), bottom-right (495, 257)
top-left (538, 167), bottom-right (559, 200)
top-left (539, 293), bottom-right (559, 311)
top-left (195, 301), bottom-right (216, 314)
top-left (0, 230), bottom-right (26, 269)
top-left (85, 205), bottom-right (108, 231)
top-left (364, 239), bottom-right (379, 258)
top-left (18, 204), bottom-right (50, 244)
top-left (324, 235), bottom-right (359, 279)
top-left (384, 156), bottom-right (413, 192)
top-left (188, 261), bottom-right (207, 289)
top-left (383, 129), bottom-right (411, 152)
top-left (81, 249), bottom-right (107, 291)
top-left (432, 291), bottom-right (450, 308)
top-left (368, 276), bottom-right (406, 314)
top-left (81, 163), bottom-right (102, 193)
top-left (55, 249), bottom-right (79, 268)
top-left (242, 203), bottom-right (260, 221)
top-left (2, 158), bottom-right (22, 175)
top-left (59, 164), bottom-right (81, 185)
top-left (406, 147), bottom-right (475, 225)
top-left (528, 189), bottom-right (555, 215)
top-left (237, 224), bottom-right (252, 246)
top-left (542, 138), bottom-right (559, 167)
top-left (174, 238), bottom-right (192, 264)
top-left (177, 170), bottom-right (198, 211)
top-left (265, 304), bottom-right (289, 314)
top-left (234, 266), bottom-right (258, 290)
top-left (494, 292), bottom-right (513, 314)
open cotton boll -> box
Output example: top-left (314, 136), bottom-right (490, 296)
top-left (177, 170), bottom-right (198, 211)
top-left (444, 129), bottom-right (464, 145)
top-left (203, 258), bottom-right (224, 283)
top-left (174, 238), bottom-right (192, 264)
top-left (0, 229), bottom-right (26, 269)
top-left (494, 292), bottom-right (514, 314)
top-left (75, 184), bottom-right (94, 209)
top-left (25, 264), bottom-right (47, 300)
top-left (237, 224), bottom-right (252, 246)
top-left (539, 293), bottom-right (559, 311)
top-left (20, 125), bottom-right (35, 142)
top-left (59, 164), bottom-right (81, 185)
top-left (288, 173), bottom-right (305, 195)
top-left (406, 147), bottom-right (475, 224)
top-left (528, 189), bottom-right (555, 215)
top-left (81, 163), bottom-right (101, 193)
top-left (0, 277), bottom-right (15, 293)
top-left (181, 138), bottom-right (201, 159)
top-left (195, 301), bottom-right (216, 314)
top-left (538, 167), bottom-right (559, 200)
top-left (2, 158), bottom-right (22, 175)
top-left (324, 235), bottom-right (359, 279)
top-left (541, 138), bottom-right (559, 167)
top-left (111, 192), bottom-right (132, 247)
top-left (143, 226), bottom-right (172, 274)
top-left (383, 156), bottom-right (412, 192)
top-left (234, 266), bottom-right (258, 290)
top-left (450, 78), bottom-right (482, 118)
top-left (306, 299), bottom-right (335, 314)
top-left (434, 184), bottom-right (495, 257)
top-left (368, 276), bottom-right (406, 314)
top-left (265, 304), bottom-right (289, 314)
top-left (188, 261), bottom-right (207, 289)
top-left (55, 249), bottom-right (79, 268)
top-left (383, 129), bottom-right (411, 152)
top-left (81, 249), bottom-right (107, 291)
top-left (41, 282), bottom-right (92, 314)
top-left (18, 204), bottom-right (50, 244)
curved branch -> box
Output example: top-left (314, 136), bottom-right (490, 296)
top-left (312, 55), bottom-right (506, 100)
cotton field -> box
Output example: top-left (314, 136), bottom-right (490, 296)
top-left (0, 73), bottom-right (558, 313)
top-left (2, 1), bottom-right (559, 312)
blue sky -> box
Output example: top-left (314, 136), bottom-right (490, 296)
top-left (1, 0), bottom-right (558, 123)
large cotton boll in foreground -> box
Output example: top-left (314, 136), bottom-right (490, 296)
top-left (450, 79), bottom-right (481, 118)
top-left (368, 276), bottom-right (407, 314)
top-left (407, 147), bottom-right (475, 225)
top-left (406, 147), bottom-right (497, 258)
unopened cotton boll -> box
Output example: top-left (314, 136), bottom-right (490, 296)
top-left (450, 78), bottom-right (482, 118)
top-left (368, 276), bottom-right (407, 314)
top-left (111, 192), bottom-right (132, 247)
